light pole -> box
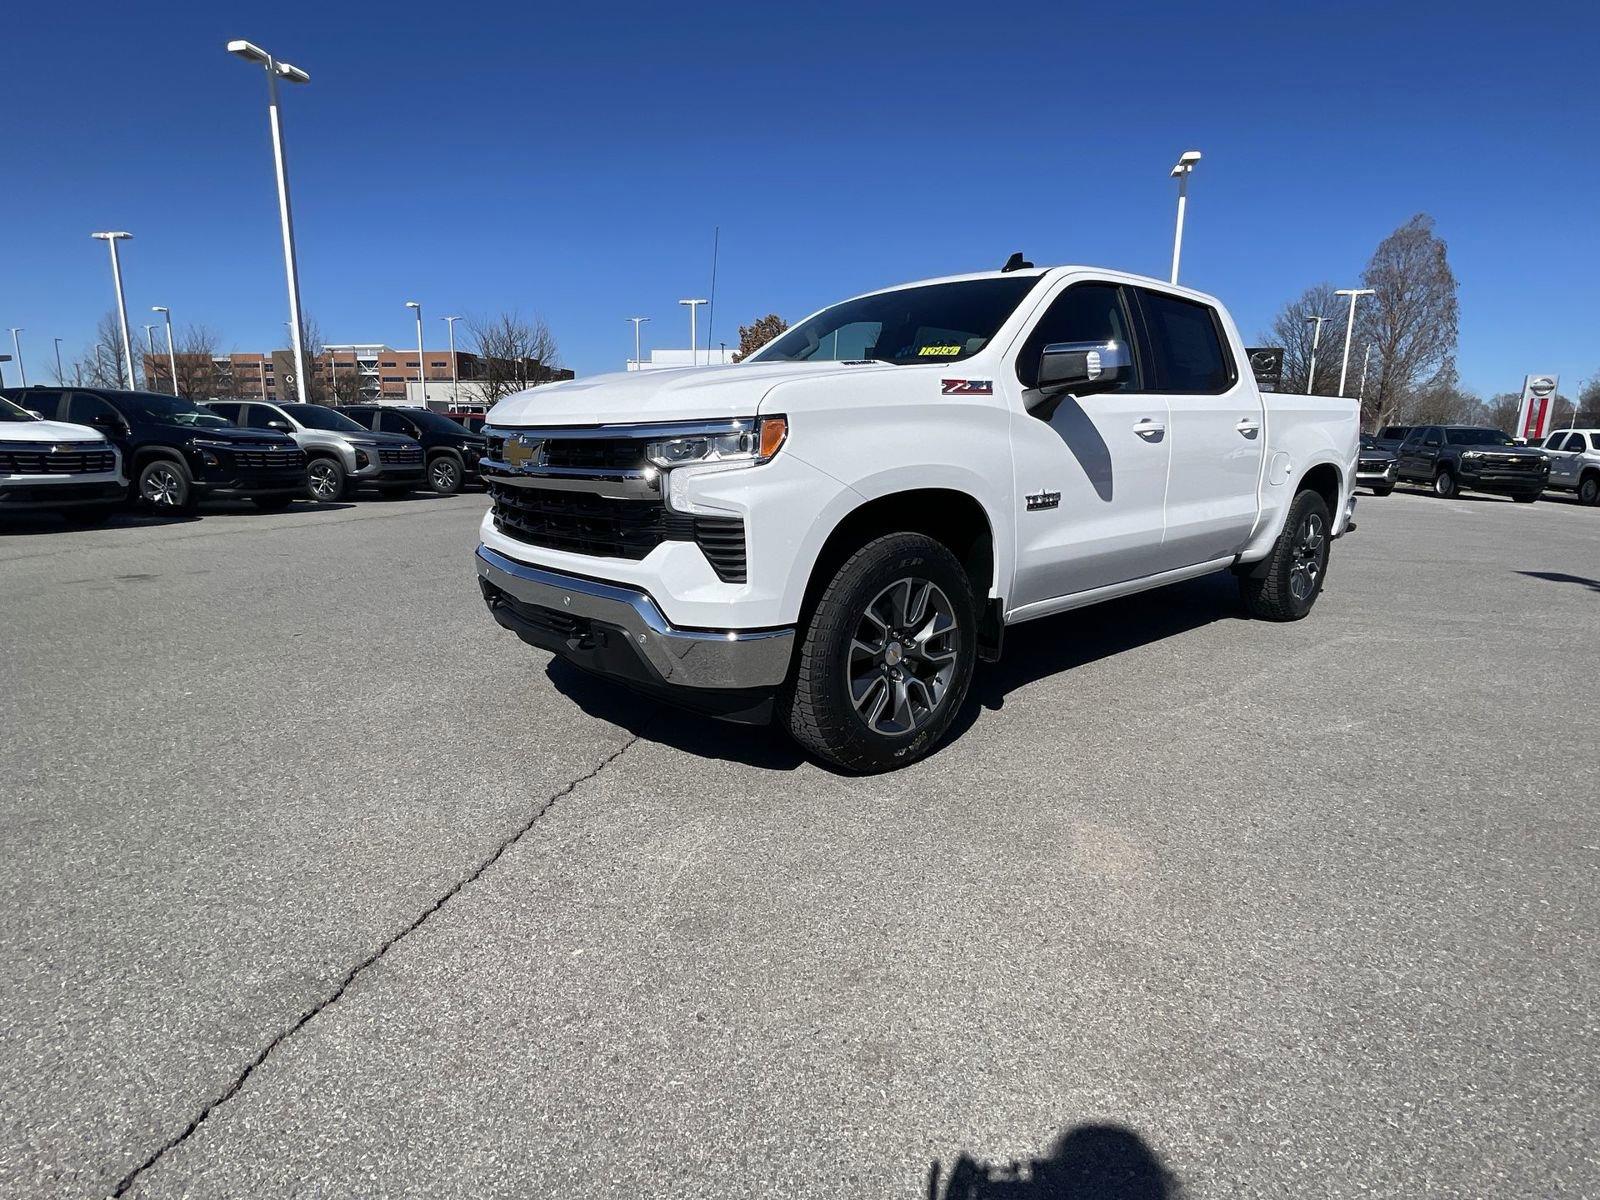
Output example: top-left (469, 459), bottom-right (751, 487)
top-left (405, 301), bottom-right (425, 405)
top-left (1304, 314), bottom-right (1327, 396)
top-left (53, 337), bottom-right (64, 384)
top-left (678, 299), bottom-right (707, 365)
top-left (142, 323), bottom-right (159, 385)
top-left (627, 316), bottom-right (651, 369)
top-left (152, 306), bottom-right (179, 395)
top-left (1357, 344), bottom-right (1373, 408)
top-left (1333, 287), bottom-right (1376, 398)
top-left (7, 329), bottom-right (24, 386)
top-left (441, 315), bottom-right (462, 406)
top-left (227, 39), bottom-right (312, 403)
top-left (91, 231), bottom-right (136, 388)
top-left (1169, 150), bottom-right (1202, 285)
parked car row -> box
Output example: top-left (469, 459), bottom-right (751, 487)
top-left (1355, 423), bottom-right (1599, 506)
top-left (0, 385), bottom-right (488, 521)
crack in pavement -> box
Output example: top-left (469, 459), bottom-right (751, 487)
top-left (108, 730), bottom-right (646, 1198)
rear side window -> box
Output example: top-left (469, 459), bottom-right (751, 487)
top-left (1016, 283), bottom-right (1139, 391)
top-left (1135, 289), bottom-right (1234, 394)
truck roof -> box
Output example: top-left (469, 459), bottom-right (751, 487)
top-left (851, 264), bottom-right (1225, 308)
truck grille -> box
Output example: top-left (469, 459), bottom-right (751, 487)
top-left (1481, 454), bottom-right (1541, 471)
top-left (0, 446), bottom-right (117, 475)
top-left (487, 479), bottom-right (747, 582)
top-left (379, 446), bottom-right (423, 466)
top-left (233, 447), bottom-right (303, 470)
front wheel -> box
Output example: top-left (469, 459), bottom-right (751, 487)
top-left (428, 455), bottom-right (462, 495)
top-left (1433, 468), bottom-right (1458, 498)
top-left (1238, 489), bottom-right (1332, 621)
top-left (784, 533), bottom-right (977, 773)
top-left (137, 458), bottom-right (198, 514)
top-left (306, 457), bottom-right (348, 503)
top-left (1578, 475), bottom-right (1599, 506)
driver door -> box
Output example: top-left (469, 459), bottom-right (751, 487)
top-left (1003, 280), bottom-right (1174, 609)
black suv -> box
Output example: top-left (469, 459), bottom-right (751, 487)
top-left (342, 405), bottom-right (486, 494)
top-left (1394, 424), bottom-right (1550, 502)
top-left (3, 386), bottom-right (307, 513)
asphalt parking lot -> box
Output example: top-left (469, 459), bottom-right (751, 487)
top-left (2, 487), bottom-right (1596, 1199)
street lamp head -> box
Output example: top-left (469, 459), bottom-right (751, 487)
top-left (1179, 150), bottom-right (1202, 165)
top-left (226, 39), bottom-right (270, 63)
top-left (152, 306), bottom-right (169, 314)
top-left (1335, 288), bottom-right (1376, 298)
top-left (405, 301), bottom-right (421, 311)
top-left (91, 231), bottom-right (132, 241)
top-left (274, 61), bottom-right (310, 84)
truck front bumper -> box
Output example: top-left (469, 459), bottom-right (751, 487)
top-left (476, 545), bottom-right (795, 723)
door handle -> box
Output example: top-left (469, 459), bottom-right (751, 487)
top-left (1235, 418), bottom-right (1260, 438)
top-left (1133, 419), bottom-right (1165, 440)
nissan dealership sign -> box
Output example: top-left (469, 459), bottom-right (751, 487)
top-left (1517, 374), bottom-right (1559, 441)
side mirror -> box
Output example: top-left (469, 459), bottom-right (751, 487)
top-left (266, 420), bottom-right (292, 432)
top-left (1037, 339), bottom-right (1132, 395)
top-left (90, 412), bottom-right (126, 434)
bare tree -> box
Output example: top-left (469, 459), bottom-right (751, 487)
top-left (732, 314), bottom-right (789, 363)
top-left (69, 312), bottom-right (132, 388)
top-left (468, 312), bottom-right (562, 404)
top-left (1482, 392), bottom-right (1523, 434)
top-left (1262, 285), bottom-right (1347, 395)
top-left (1403, 363), bottom-right (1479, 425)
top-left (1355, 214), bottom-right (1459, 432)
top-left (1577, 372), bottom-right (1600, 416)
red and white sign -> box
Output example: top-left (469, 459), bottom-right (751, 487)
top-left (1517, 374), bottom-right (1559, 442)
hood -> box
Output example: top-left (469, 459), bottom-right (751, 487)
top-left (1, 418), bottom-right (107, 444)
top-left (1460, 445), bottom-right (1547, 459)
top-left (487, 360), bottom-right (902, 427)
top-left (184, 425), bottom-right (298, 447)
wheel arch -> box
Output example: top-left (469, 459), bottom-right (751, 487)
top-left (796, 487), bottom-right (999, 644)
top-left (1297, 461), bottom-right (1343, 515)
top-left (131, 444), bottom-right (187, 472)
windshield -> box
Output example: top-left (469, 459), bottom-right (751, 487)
top-left (287, 404), bottom-right (368, 433)
top-left (1, 397), bottom-right (39, 423)
top-left (125, 392), bottom-right (233, 428)
top-left (1446, 428), bottom-right (1515, 447)
top-left (748, 276), bottom-right (1039, 366)
top-left (407, 409), bottom-right (476, 436)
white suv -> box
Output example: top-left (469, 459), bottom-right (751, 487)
top-left (1539, 428), bottom-right (1600, 506)
top-left (0, 393), bottom-right (125, 523)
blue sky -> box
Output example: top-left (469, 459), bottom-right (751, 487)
top-left (5, 1), bottom-right (1597, 397)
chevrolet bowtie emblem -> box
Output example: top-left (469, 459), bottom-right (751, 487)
top-left (503, 435), bottom-right (545, 470)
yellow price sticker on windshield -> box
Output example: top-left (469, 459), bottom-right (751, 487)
top-left (918, 345), bottom-right (961, 356)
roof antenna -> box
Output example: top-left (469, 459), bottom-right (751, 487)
top-left (1001, 251), bottom-right (1033, 272)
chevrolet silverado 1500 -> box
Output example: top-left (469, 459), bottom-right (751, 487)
top-left (475, 263), bottom-right (1359, 771)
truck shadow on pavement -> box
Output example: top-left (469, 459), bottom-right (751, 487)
top-left (928, 1123), bottom-right (1182, 1199)
top-left (547, 571), bottom-right (1244, 773)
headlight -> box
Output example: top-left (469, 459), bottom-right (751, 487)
top-left (644, 416), bottom-right (787, 470)
top-left (1461, 450), bottom-right (1481, 459)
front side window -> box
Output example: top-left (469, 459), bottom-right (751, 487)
top-left (284, 404), bottom-right (367, 433)
top-left (1135, 289), bottom-right (1234, 394)
top-left (1016, 283), bottom-right (1138, 391)
top-left (1423, 428), bottom-right (1443, 447)
top-left (67, 393), bottom-right (119, 426)
top-left (748, 276), bottom-right (1039, 366)
top-left (243, 405), bottom-right (285, 430)
top-left (379, 410), bottom-right (420, 437)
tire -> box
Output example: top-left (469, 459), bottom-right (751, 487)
top-left (1512, 492), bottom-right (1540, 504)
top-left (1370, 484), bottom-right (1394, 497)
top-left (1579, 474), bottom-right (1600, 506)
top-left (137, 457), bottom-right (198, 514)
top-left (1433, 467), bottom-right (1458, 498)
top-left (61, 504), bottom-right (118, 525)
top-left (306, 456), bottom-right (347, 503)
top-left (783, 533), bottom-right (977, 773)
top-left (1238, 489), bottom-right (1332, 622)
top-left (427, 454), bottom-right (462, 495)
top-left (252, 494), bottom-right (296, 510)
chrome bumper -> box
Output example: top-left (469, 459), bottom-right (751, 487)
top-left (475, 545), bottom-right (794, 690)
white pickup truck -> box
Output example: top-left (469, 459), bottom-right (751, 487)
top-left (476, 263), bottom-right (1358, 771)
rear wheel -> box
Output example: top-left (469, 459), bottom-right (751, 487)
top-left (784, 533), bottom-right (977, 773)
top-left (1239, 489), bottom-right (1331, 621)
top-left (306, 457), bottom-right (347, 503)
top-left (1433, 468), bottom-right (1458, 498)
top-left (137, 458), bottom-right (198, 514)
top-left (428, 454), bottom-right (462, 495)
top-left (1579, 474), bottom-right (1600, 506)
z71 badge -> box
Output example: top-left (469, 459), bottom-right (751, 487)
top-left (940, 379), bottom-right (993, 396)
top-left (1025, 491), bottom-right (1061, 511)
